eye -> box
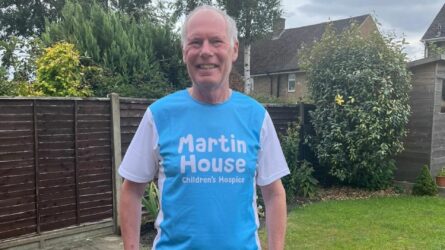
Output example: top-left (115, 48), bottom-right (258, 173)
top-left (188, 40), bottom-right (202, 47)
top-left (211, 39), bottom-right (223, 46)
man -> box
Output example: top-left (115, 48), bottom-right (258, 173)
top-left (119, 5), bottom-right (289, 250)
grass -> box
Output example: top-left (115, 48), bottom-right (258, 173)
top-left (260, 196), bottom-right (445, 249)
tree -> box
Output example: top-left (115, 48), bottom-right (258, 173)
top-left (42, 0), bottom-right (187, 98)
top-left (0, 0), bottom-right (147, 39)
top-left (173, 0), bottom-right (213, 16)
top-left (0, 0), bottom-right (60, 38)
top-left (35, 42), bottom-right (92, 96)
top-left (217, 0), bottom-right (281, 94)
top-left (412, 165), bottom-right (438, 196)
top-left (110, 0), bottom-right (152, 20)
top-left (0, 36), bottom-right (44, 82)
top-left (300, 24), bottom-right (411, 189)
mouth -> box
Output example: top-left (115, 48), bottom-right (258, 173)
top-left (197, 64), bottom-right (218, 69)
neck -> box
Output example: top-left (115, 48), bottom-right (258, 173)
top-left (188, 85), bottom-right (231, 104)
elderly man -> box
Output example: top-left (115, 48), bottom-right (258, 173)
top-left (119, 5), bottom-right (289, 250)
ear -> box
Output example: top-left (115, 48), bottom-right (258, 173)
top-left (182, 48), bottom-right (187, 63)
top-left (232, 41), bottom-right (239, 62)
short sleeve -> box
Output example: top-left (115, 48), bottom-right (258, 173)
top-left (118, 108), bottom-right (159, 183)
top-left (256, 111), bottom-right (290, 186)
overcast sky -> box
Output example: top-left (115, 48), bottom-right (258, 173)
top-left (280, 0), bottom-right (445, 61)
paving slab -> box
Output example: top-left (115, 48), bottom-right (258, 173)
top-left (42, 235), bottom-right (124, 250)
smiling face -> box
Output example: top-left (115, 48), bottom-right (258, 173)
top-left (183, 9), bottom-right (238, 92)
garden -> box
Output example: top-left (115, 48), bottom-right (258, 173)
top-left (2, 1), bottom-right (445, 249)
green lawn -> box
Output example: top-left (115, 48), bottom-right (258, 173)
top-left (260, 196), bottom-right (445, 249)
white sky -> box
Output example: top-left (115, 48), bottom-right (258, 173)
top-left (280, 0), bottom-right (445, 61)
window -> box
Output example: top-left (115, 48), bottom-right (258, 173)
top-left (288, 74), bottom-right (296, 92)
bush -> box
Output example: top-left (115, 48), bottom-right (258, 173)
top-left (412, 165), bottom-right (438, 196)
top-left (35, 42), bottom-right (92, 96)
top-left (300, 23), bottom-right (411, 190)
top-left (142, 182), bottom-right (160, 220)
top-left (280, 122), bottom-right (318, 200)
top-left (294, 161), bottom-right (318, 199)
top-left (280, 122), bottom-right (300, 200)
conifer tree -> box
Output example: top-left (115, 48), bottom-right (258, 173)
top-left (412, 165), bottom-right (438, 196)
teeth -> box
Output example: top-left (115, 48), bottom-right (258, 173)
top-left (199, 64), bottom-right (216, 69)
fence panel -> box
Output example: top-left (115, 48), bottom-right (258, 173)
top-left (0, 98), bottom-right (113, 241)
top-left (0, 100), bottom-right (37, 239)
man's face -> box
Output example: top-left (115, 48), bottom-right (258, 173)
top-left (183, 10), bottom-right (238, 90)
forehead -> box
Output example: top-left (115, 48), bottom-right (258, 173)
top-left (186, 10), bottom-right (228, 39)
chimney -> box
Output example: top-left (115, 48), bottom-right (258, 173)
top-left (272, 17), bottom-right (285, 39)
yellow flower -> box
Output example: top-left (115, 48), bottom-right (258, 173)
top-left (335, 94), bottom-right (345, 106)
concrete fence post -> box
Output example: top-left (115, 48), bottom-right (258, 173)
top-left (110, 93), bottom-right (122, 234)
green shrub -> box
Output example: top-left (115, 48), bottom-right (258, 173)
top-left (35, 42), bottom-right (92, 96)
top-left (294, 161), bottom-right (319, 199)
top-left (300, 23), bottom-right (411, 190)
top-left (412, 165), bottom-right (438, 196)
top-left (280, 122), bottom-right (300, 200)
top-left (281, 122), bottom-right (318, 200)
top-left (141, 181), bottom-right (160, 220)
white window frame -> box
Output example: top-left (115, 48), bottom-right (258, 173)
top-left (288, 74), bottom-right (296, 92)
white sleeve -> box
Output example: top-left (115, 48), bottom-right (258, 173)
top-left (256, 111), bottom-right (290, 186)
top-left (118, 108), bottom-right (159, 183)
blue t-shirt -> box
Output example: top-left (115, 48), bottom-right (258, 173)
top-left (119, 89), bottom-right (289, 250)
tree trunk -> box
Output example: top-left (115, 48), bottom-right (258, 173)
top-left (243, 43), bottom-right (252, 94)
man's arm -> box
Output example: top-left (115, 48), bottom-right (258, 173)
top-left (260, 179), bottom-right (287, 250)
top-left (119, 179), bottom-right (148, 250)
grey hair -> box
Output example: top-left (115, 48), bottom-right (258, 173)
top-left (181, 5), bottom-right (238, 49)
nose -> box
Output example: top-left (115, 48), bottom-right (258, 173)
top-left (199, 40), bottom-right (213, 58)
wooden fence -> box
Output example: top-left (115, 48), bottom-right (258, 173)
top-left (0, 98), bottom-right (113, 241)
top-left (0, 95), bottom-right (312, 243)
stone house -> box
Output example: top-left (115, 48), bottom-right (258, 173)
top-left (232, 14), bottom-right (378, 102)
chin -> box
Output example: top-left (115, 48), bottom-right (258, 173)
top-left (194, 79), bottom-right (222, 87)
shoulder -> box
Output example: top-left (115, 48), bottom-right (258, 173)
top-left (231, 91), bottom-right (266, 113)
top-left (149, 89), bottom-right (189, 113)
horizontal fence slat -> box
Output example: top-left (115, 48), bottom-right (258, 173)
top-left (79, 210), bottom-right (112, 224)
top-left (40, 218), bottom-right (77, 232)
top-left (0, 195), bottom-right (35, 208)
top-left (78, 179), bottom-right (112, 189)
top-left (0, 202), bottom-right (35, 215)
top-left (40, 197), bottom-right (76, 209)
top-left (0, 210), bottom-right (36, 224)
top-left (0, 217), bottom-right (36, 232)
top-left (0, 189), bottom-right (35, 200)
top-left (0, 226), bottom-right (36, 240)
top-left (79, 198), bottom-right (112, 210)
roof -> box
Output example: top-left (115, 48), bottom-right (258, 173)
top-left (422, 4), bottom-right (445, 41)
top-left (234, 14), bottom-right (372, 76)
top-left (408, 55), bottom-right (445, 68)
